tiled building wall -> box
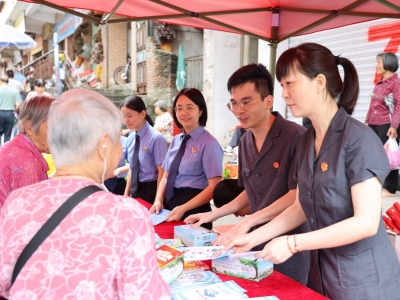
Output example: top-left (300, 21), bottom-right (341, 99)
top-left (101, 23), bottom-right (128, 87)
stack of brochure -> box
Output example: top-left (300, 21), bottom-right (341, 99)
top-left (172, 280), bottom-right (246, 299)
top-left (172, 279), bottom-right (279, 300)
top-left (170, 270), bottom-right (222, 295)
top-left (151, 209), bottom-right (171, 225)
top-left (155, 234), bottom-right (279, 299)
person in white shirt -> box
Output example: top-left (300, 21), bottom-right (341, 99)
top-left (6, 70), bottom-right (23, 94)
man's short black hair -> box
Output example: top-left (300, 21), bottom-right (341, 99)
top-left (213, 179), bottom-right (245, 208)
top-left (227, 63), bottom-right (273, 98)
top-left (6, 70), bottom-right (14, 78)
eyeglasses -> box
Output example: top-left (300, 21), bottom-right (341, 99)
top-left (226, 98), bottom-right (262, 112)
top-left (174, 105), bottom-right (197, 113)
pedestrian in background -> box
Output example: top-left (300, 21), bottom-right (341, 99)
top-left (6, 70), bottom-right (24, 96)
top-left (12, 66), bottom-right (26, 102)
top-left (0, 75), bottom-right (20, 144)
top-left (365, 52), bottom-right (400, 197)
top-left (154, 99), bottom-right (173, 146)
top-left (25, 79), bottom-right (52, 102)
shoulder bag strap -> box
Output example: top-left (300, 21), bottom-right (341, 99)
top-left (10, 185), bottom-right (102, 286)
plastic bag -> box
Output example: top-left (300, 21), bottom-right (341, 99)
top-left (384, 138), bottom-right (400, 170)
top-left (385, 93), bottom-right (394, 115)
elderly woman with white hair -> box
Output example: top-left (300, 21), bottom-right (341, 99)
top-left (154, 99), bottom-right (174, 145)
top-left (0, 89), bottom-right (170, 300)
top-left (0, 95), bottom-right (54, 207)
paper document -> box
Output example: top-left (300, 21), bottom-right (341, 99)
top-left (172, 280), bottom-right (247, 300)
top-left (170, 271), bottom-right (222, 293)
top-left (181, 246), bottom-right (261, 261)
top-left (181, 246), bottom-right (231, 261)
top-left (151, 209), bottom-right (171, 225)
top-left (228, 251), bottom-right (261, 261)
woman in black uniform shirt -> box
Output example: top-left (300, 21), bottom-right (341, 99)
top-left (225, 43), bottom-right (400, 299)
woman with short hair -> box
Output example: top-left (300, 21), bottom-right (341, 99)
top-left (154, 99), bottom-right (174, 145)
top-left (0, 89), bottom-right (170, 300)
top-left (365, 52), bottom-right (400, 196)
top-left (150, 88), bottom-right (223, 230)
top-left (0, 95), bottom-right (54, 206)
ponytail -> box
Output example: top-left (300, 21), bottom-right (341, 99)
top-left (337, 57), bottom-right (359, 115)
top-left (276, 43), bottom-right (360, 115)
top-left (145, 112), bottom-right (154, 127)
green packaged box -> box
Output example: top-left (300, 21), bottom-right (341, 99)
top-left (212, 254), bottom-right (273, 282)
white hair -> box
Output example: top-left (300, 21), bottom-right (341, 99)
top-left (48, 88), bottom-right (123, 168)
top-left (154, 99), bottom-right (168, 112)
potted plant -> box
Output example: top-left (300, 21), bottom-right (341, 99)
top-left (154, 21), bottom-right (176, 52)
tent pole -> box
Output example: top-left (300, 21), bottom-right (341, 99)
top-left (106, 24), bottom-right (109, 88)
top-left (269, 42), bottom-right (277, 90)
top-left (100, 0), bottom-right (125, 24)
top-left (269, 8), bottom-right (279, 95)
top-left (53, 33), bottom-right (62, 96)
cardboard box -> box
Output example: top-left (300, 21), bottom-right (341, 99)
top-left (223, 163), bottom-right (238, 179)
top-left (212, 255), bottom-right (273, 282)
top-left (156, 244), bottom-right (184, 285)
top-left (174, 225), bottom-right (218, 247)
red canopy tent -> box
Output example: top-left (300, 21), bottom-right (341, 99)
top-left (27, 0), bottom-right (400, 77)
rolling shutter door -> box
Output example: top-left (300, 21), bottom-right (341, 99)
top-left (286, 18), bottom-right (400, 125)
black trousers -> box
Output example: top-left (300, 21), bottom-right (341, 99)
top-left (165, 187), bottom-right (212, 230)
top-left (104, 177), bottom-right (126, 195)
top-left (369, 124), bottom-right (400, 193)
top-left (0, 110), bottom-right (15, 143)
top-left (112, 178), bottom-right (127, 195)
top-left (132, 180), bottom-right (157, 205)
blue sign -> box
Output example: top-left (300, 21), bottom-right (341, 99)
top-left (54, 14), bottom-right (82, 43)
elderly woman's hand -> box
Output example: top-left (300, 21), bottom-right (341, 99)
top-left (387, 127), bottom-right (398, 139)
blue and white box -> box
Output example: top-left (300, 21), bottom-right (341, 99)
top-left (174, 225), bottom-right (218, 247)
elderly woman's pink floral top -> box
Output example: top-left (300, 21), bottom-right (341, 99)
top-left (0, 178), bottom-right (171, 300)
top-left (365, 73), bottom-right (400, 129)
top-left (0, 133), bottom-right (49, 208)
